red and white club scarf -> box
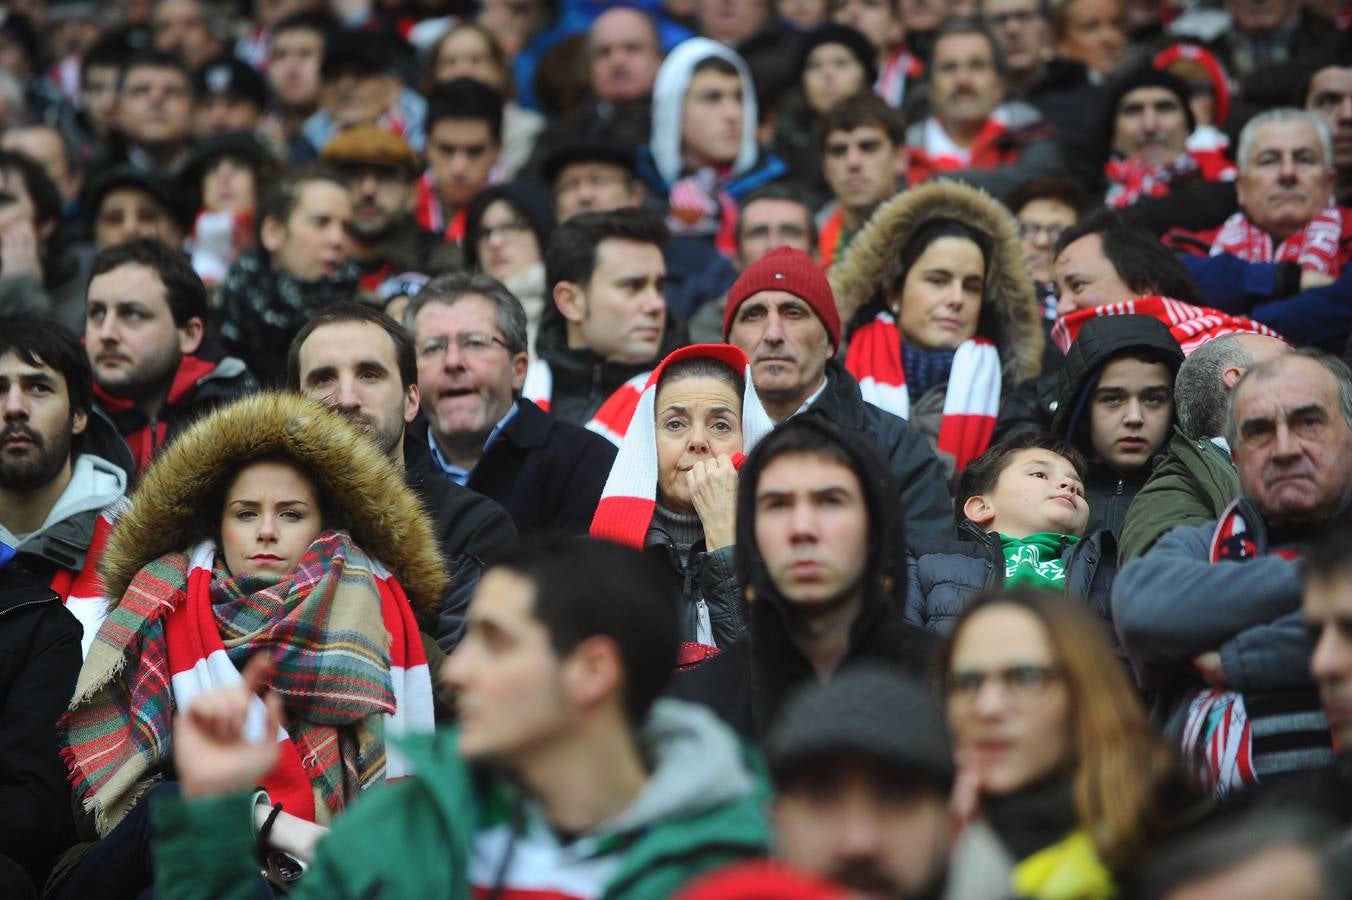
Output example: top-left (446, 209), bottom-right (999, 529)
top-left (522, 360), bottom-right (650, 447)
top-left (1209, 205), bottom-right (1347, 276)
top-left (1051, 296), bottom-right (1284, 356)
top-left (844, 311), bottom-right (1002, 472)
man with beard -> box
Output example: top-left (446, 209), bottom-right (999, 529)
top-left (85, 238), bottom-right (256, 474)
top-left (0, 317), bottom-right (129, 646)
top-left (288, 303), bottom-right (517, 651)
top-left (320, 126), bottom-right (462, 293)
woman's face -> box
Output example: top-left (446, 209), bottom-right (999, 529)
top-left (890, 236), bottom-right (985, 351)
top-left (1055, 0), bottom-right (1125, 75)
top-left (655, 374), bottom-right (743, 515)
top-left (202, 156), bottom-right (257, 215)
top-left (803, 42), bottom-right (868, 114)
top-left (219, 460), bottom-right (324, 578)
top-left (476, 199), bottom-right (541, 282)
top-left (947, 604), bottom-right (1073, 796)
top-left (434, 28), bottom-right (506, 91)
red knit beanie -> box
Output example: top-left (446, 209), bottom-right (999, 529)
top-left (723, 246), bottom-right (841, 349)
top-left (675, 862), bottom-right (847, 899)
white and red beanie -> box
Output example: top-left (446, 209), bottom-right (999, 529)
top-left (590, 343), bottom-right (775, 549)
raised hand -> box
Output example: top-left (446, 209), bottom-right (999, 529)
top-left (175, 653), bottom-right (285, 799)
top-left (688, 453), bottom-right (738, 552)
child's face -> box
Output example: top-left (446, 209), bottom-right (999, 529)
top-left (965, 448), bottom-right (1088, 539)
top-left (1087, 356), bottom-right (1173, 475)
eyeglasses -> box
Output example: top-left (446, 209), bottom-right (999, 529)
top-left (948, 664), bottom-right (1063, 710)
top-left (1018, 221), bottom-right (1067, 243)
top-left (476, 220), bottom-right (531, 243)
top-left (417, 332), bottom-right (511, 359)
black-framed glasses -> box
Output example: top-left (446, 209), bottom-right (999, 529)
top-left (948, 664), bottom-right (1063, 709)
top-left (417, 333), bottom-right (511, 358)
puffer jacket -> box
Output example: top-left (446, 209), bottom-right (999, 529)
top-left (1050, 315), bottom-right (1184, 538)
top-left (829, 180), bottom-right (1045, 467)
top-left (905, 520), bottom-right (1117, 636)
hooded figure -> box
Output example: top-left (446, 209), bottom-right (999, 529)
top-left (831, 180), bottom-right (1044, 475)
top-left (1051, 316), bottom-right (1184, 538)
top-left (52, 393), bottom-right (444, 894)
top-left (669, 416), bottom-right (933, 740)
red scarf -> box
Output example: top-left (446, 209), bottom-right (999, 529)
top-left (1051, 296), bottom-right (1283, 355)
top-left (818, 208), bottom-right (845, 270)
top-left (522, 360), bottom-right (651, 447)
top-left (1104, 151), bottom-right (1235, 208)
top-left (906, 118), bottom-right (1016, 186)
top-left (93, 354), bottom-right (219, 473)
top-left (843, 311), bottom-right (1002, 471)
top-left (1209, 205), bottom-right (1349, 276)
top-left (413, 172), bottom-right (466, 244)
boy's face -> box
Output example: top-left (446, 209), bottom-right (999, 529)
top-left (1306, 572), bottom-right (1352, 751)
top-left (1087, 356), bottom-right (1173, 474)
top-left (963, 448), bottom-right (1088, 539)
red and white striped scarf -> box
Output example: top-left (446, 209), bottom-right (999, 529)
top-left (843, 311), bottom-right (1002, 472)
top-left (62, 503), bottom-right (123, 659)
top-left (1050, 296), bottom-right (1284, 355)
top-left (1209, 205), bottom-right (1347, 276)
top-left (522, 360), bottom-right (650, 447)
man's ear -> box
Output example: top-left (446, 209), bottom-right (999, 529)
top-left (1221, 365), bottom-right (1245, 389)
top-left (178, 316), bottom-right (205, 356)
top-left (561, 634), bottom-right (625, 714)
top-left (71, 407), bottom-right (88, 437)
top-left (962, 493), bottom-right (996, 530)
top-left (403, 383), bottom-right (420, 424)
top-left (553, 281), bottom-right (586, 325)
top-left (260, 215), bottom-right (286, 254)
top-left (510, 351), bottom-right (529, 392)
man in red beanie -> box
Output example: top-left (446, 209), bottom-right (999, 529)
top-left (724, 246), bottom-right (953, 540)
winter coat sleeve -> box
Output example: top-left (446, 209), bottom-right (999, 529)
top-left (697, 545), bottom-right (745, 649)
top-left (1113, 521), bottom-right (1303, 689)
top-left (0, 273), bottom-right (55, 319)
top-left (1116, 448), bottom-right (1239, 565)
top-left (431, 506), bottom-right (519, 653)
top-left (1181, 254), bottom-right (1352, 352)
top-left (1217, 610), bottom-right (1317, 693)
top-left (889, 424), bottom-right (955, 543)
top-left (904, 551), bottom-right (925, 630)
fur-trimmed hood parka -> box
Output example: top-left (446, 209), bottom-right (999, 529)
top-left (829, 179), bottom-right (1045, 387)
top-left (100, 392), bottom-right (448, 614)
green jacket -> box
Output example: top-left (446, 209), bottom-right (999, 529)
top-left (1117, 429), bottom-right (1239, 565)
top-left (151, 700), bottom-right (771, 899)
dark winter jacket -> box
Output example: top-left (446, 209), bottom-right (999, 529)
top-left (1021, 58), bottom-right (1110, 195)
top-left (802, 360), bottom-right (954, 542)
top-left (647, 525), bottom-right (744, 652)
top-left (1117, 430), bottom-right (1239, 565)
top-left (669, 417), bottom-right (934, 740)
top-left (0, 552), bottom-right (82, 895)
top-left (353, 214), bottom-right (463, 289)
top-left (414, 400), bottom-right (617, 537)
top-left (403, 436), bottom-right (519, 652)
top-left (905, 521), bottom-right (1117, 636)
top-left (1051, 315), bottom-right (1184, 538)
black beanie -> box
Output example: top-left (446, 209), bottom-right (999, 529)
top-left (1106, 65), bottom-right (1197, 138)
top-left (797, 24), bottom-right (879, 89)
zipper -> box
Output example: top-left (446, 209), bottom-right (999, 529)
top-left (0, 596), bottom-right (58, 618)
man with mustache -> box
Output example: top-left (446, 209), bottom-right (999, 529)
top-left (904, 19), bottom-right (1063, 201)
top-left (288, 303), bottom-right (517, 651)
top-left (1115, 349), bottom-right (1352, 795)
top-left (723, 246), bottom-right (953, 541)
top-left (320, 126), bottom-right (462, 294)
top-left (84, 237), bottom-right (255, 474)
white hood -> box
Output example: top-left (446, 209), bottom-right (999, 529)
top-left (649, 37), bottom-right (760, 185)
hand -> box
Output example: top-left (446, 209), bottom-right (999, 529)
top-left (1301, 269), bottom-right (1335, 290)
top-left (0, 218), bottom-right (42, 279)
top-left (950, 753), bottom-right (983, 828)
top-left (258, 809), bottom-right (328, 863)
top-left (175, 653), bottom-right (285, 799)
top-left (688, 454), bottom-right (738, 552)
top-left (1192, 651), bottom-right (1229, 688)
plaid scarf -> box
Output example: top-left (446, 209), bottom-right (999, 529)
top-left (522, 360), bottom-right (650, 447)
top-left (1210, 205), bottom-right (1347, 276)
top-left (844, 310), bottom-right (1001, 471)
top-left (1051, 296), bottom-right (1283, 355)
top-left (59, 532), bottom-right (433, 834)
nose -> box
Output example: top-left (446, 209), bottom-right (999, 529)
top-left (946, 281), bottom-right (965, 307)
top-left (333, 373), bottom-right (361, 410)
top-left (256, 513), bottom-right (278, 543)
top-left (686, 423), bottom-right (712, 455)
top-left (1277, 154), bottom-right (1298, 181)
top-left (837, 798), bottom-right (883, 860)
top-left (1123, 397), bottom-right (1144, 425)
top-left (641, 285), bottom-right (666, 318)
top-left (96, 312), bottom-right (120, 343)
top-left (972, 675), bottom-right (1009, 716)
top-left (1031, 228), bottom-right (1051, 249)
top-left (1272, 421), bottom-right (1301, 458)
top-left (789, 500), bottom-right (819, 541)
top-left (1141, 106), bottom-right (1158, 132)
top-left (2, 383), bottom-right (28, 419)
top-left (1055, 293), bottom-right (1077, 317)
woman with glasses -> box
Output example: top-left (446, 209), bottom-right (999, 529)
top-left (940, 588), bottom-right (1188, 899)
top-left (464, 183), bottom-right (555, 353)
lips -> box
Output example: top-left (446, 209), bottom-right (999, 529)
top-left (1116, 437), bottom-right (1148, 451)
top-left (248, 554), bottom-right (283, 563)
top-left (1049, 493), bottom-right (1078, 508)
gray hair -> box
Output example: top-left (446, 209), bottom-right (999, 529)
top-left (1175, 335), bottom-right (1261, 440)
top-left (403, 270), bottom-right (530, 356)
top-left (1236, 107), bottom-right (1335, 174)
top-left (1224, 347), bottom-right (1352, 447)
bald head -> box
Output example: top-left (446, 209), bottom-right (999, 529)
top-left (589, 8), bottom-right (662, 104)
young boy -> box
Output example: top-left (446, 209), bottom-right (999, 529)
top-left (905, 432), bottom-right (1116, 634)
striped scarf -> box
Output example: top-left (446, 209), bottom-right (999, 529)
top-left (1051, 296), bottom-right (1284, 356)
top-left (522, 359), bottom-right (649, 447)
top-left (59, 531), bottom-right (433, 834)
top-left (844, 311), bottom-right (1001, 472)
top-left (1209, 205), bottom-right (1347, 276)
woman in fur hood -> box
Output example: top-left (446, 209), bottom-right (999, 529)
top-left (52, 393), bottom-right (446, 898)
top-left (830, 180), bottom-right (1045, 476)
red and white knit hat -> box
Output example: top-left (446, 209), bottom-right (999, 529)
top-left (590, 344), bottom-right (775, 549)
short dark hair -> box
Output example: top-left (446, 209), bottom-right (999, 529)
top-left (491, 535), bottom-right (678, 727)
top-left (1054, 207), bottom-right (1201, 305)
top-left (1306, 521), bottom-right (1352, 586)
top-left (817, 90), bottom-right (906, 148)
top-left (933, 18), bottom-right (1007, 78)
top-left (656, 355), bottom-right (744, 399)
top-left (897, 218), bottom-right (993, 293)
top-left (81, 34), bottom-right (133, 82)
top-left (1005, 177), bottom-right (1087, 220)
top-left (0, 315), bottom-right (94, 437)
top-left (88, 238), bottom-right (208, 327)
top-left (425, 77), bottom-right (505, 143)
top-left (0, 149), bottom-right (61, 239)
top-left (117, 49), bottom-right (191, 93)
top-left (957, 432), bottom-right (1088, 508)
top-left (257, 165), bottom-right (346, 240)
top-left (545, 208), bottom-right (669, 293)
top-left (269, 10), bottom-right (335, 44)
top-left (692, 56), bottom-right (739, 80)
top-left (287, 303), bottom-right (417, 391)
top-left (737, 183), bottom-right (819, 250)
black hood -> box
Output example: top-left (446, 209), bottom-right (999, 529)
top-left (1051, 314), bottom-right (1184, 448)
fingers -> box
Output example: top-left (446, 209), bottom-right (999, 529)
top-left (241, 651), bottom-right (275, 698)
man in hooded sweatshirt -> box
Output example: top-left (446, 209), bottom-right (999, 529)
top-left (670, 415), bottom-right (933, 740)
top-left (1049, 314), bottom-right (1183, 539)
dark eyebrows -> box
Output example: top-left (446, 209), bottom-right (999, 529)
top-left (304, 365), bottom-right (337, 384)
top-left (1288, 403), bottom-right (1327, 422)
